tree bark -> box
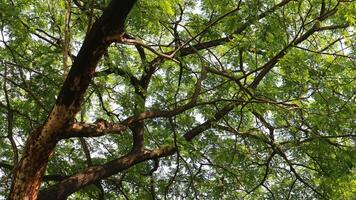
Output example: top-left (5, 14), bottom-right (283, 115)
top-left (8, 1), bottom-right (137, 199)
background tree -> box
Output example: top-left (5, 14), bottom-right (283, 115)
top-left (0, 0), bottom-right (355, 199)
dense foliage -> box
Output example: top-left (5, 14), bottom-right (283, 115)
top-left (0, 0), bottom-right (355, 199)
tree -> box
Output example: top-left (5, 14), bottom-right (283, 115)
top-left (0, 0), bottom-right (355, 199)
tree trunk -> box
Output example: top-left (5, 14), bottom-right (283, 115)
top-left (9, 127), bottom-right (57, 200)
top-left (8, 1), bottom-right (137, 199)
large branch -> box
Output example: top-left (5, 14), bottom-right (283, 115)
top-left (38, 146), bottom-right (176, 200)
top-left (60, 121), bottom-right (127, 139)
top-left (39, 101), bottom-right (242, 198)
top-left (39, 103), bottom-right (243, 199)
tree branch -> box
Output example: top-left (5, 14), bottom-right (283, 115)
top-left (38, 146), bottom-right (176, 200)
top-left (179, 0), bottom-right (294, 56)
top-left (60, 121), bottom-right (127, 139)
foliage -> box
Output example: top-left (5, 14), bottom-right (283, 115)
top-left (0, 0), bottom-right (355, 199)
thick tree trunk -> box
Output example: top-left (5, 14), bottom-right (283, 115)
top-left (9, 127), bottom-right (57, 200)
top-left (8, 1), bottom-right (137, 199)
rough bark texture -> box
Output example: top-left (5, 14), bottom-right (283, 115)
top-left (8, 1), bottom-right (137, 199)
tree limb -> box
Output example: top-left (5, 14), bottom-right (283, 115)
top-left (38, 146), bottom-right (176, 200)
